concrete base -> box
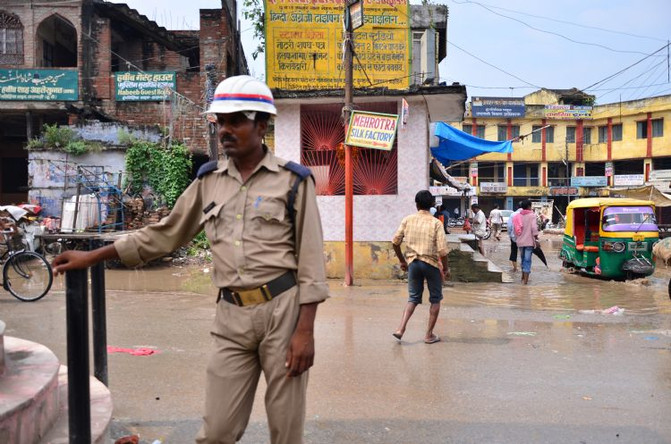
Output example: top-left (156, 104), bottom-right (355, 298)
top-left (0, 336), bottom-right (60, 444)
top-left (38, 366), bottom-right (113, 444)
top-left (0, 320), bottom-right (5, 375)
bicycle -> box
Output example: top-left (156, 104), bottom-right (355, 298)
top-left (1, 231), bottom-right (53, 302)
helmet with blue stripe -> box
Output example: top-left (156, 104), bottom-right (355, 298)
top-left (205, 75), bottom-right (277, 116)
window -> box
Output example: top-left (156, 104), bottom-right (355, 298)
top-left (637, 118), bottom-right (664, 138)
top-left (653, 118), bottom-right (664, 137)
top-left (585, 163), bottom-right (605, 176)
top-left (566, 127), bottom-right (576, 143)
top-left (463, 124), bottom-right (485, 139)
top-left (547, 162), bottom-right (570, 187)
top-left (513, 163), bottom-right (539, 187)
top-left (598, 125), bottom-right (608, 143)
top-left (497, 125), bottom-right (520, 141)
top-left (300, 103), bottom-right (397, 196)
top-left (583, 127), bottom-right (592, 144)
top-left (0, 11), bottom-right (23, 65)
top-left (532, 125), bottom-right (554, 143)
top-left (477, 162), bottom-right (505, 182)
top-left (598, 124), bottom-right (621, 143)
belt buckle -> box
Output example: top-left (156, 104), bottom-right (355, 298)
top-left (234, 285), bottom-right (272, 306)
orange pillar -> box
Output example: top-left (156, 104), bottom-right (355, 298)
top-left (345, 144), bottom-right (354, 286)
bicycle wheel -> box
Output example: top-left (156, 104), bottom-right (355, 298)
top-left (3, 251), bottom-right (53, 302)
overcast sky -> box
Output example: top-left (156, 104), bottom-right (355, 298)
top-left (108, 0), bottom-right (671, 105)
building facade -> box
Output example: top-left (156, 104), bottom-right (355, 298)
top-left (454, 90), bottom-right (671, 221)
top-left (268, 3), bottom-right (466, 278)
top-left (0, 0), bottom-right (246, 205)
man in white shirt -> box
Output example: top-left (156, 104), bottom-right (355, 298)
top-left (488, 204), bottom-right (503, 241)
top-left (470, 203), bottom-right (486, 255)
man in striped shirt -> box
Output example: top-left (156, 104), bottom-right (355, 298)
top-left (391, 190), bottom-right (450, 344)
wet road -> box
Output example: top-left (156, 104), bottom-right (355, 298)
top-left (3, 235), bottom-right (671, 443)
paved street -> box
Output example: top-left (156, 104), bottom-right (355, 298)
top-left (3, 237), bottom-right (671, 443)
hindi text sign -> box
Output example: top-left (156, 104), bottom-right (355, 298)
top-left (0, 69), bottom-right (78, 101)
top-left (115, 72), bottom-right (176, 101)
top-left (265, 0), bottom-right (409, 90)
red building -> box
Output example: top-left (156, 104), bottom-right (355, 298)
top-left (0, 0), bottom-right (247, 204)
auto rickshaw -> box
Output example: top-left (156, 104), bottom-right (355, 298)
top-left (559, 198), bottom-right (659, 279)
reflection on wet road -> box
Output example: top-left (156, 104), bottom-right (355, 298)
top-left (3, 234), bottom-right (671, 443)
top-left (461, 236), bottom-right (671, 315)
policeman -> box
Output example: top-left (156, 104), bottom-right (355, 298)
top-left (52, 75), bottom-right (329, 444)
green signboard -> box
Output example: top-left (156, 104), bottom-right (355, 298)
top-left (115, 71), bottom-right (176, 101)
top-left (0, 69), bottom-right (78, 101)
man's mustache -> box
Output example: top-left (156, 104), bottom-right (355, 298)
top-left (221, 135), bottom-right (236, 143)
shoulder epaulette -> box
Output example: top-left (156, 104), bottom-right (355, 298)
top-left (282, 160), bottom-right (312, 180)
top-left (282, 161), bottom-right (313, 227)
top-left (197, 160), bottom-right (219, 179)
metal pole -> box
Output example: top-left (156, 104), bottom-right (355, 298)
top-left (343, 3), bottom-right (354, 286)
top-left (566, 141), bottom-right (571, 204)
top-left (65, 269), bottom-right (91, 444)
top-left (90, 240), bottom-right (108, 386)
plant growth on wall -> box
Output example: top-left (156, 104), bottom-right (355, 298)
top-left (124, 141), bottom-right (192, 208)
top-left (25, 123), bottom-right (102, 155)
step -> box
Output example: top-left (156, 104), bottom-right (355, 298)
top-left (448, 238), bottom-right (506, 283)
top-left (0, 336), bottom-right (61, 444)
top-left (38, 366), bottom-right (113, 444)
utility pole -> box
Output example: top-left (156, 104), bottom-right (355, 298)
top-left (343, 3), bottom-right (354, 286)
top-left (205, 64), bottom-right (219, 161)
top-left (565, 140), bottom-right (571, 204)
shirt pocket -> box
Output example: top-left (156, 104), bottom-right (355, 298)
top-left (249, 197), bottom-right (287, 241)
top-left (199, 202), bottom-right (226, 244)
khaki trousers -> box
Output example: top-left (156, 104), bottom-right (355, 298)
top-left (195, 286), bottom-right (308, 444)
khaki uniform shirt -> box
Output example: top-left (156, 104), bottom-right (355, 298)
top-left (392, 210), bottom-right (448, 269)
top-left (114, 149), bottom-right (329, 305)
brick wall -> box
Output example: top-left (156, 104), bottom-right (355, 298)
top-left (0, 0), bottom-right (243, 157)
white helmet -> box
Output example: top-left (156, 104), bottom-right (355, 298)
top-left (205, 75), bottom-right (276, 116)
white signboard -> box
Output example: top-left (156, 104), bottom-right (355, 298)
top-left (479, 182), bottom-right (508, 193)
top-left (613, 174), bottom-right (645, 187)
top-left (649, 170), bottom-right (671, 182)
top-left (429, 185), bottom-right (464, 197)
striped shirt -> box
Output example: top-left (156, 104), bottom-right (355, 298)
top-left (392, 210), bottom-right (448, 268)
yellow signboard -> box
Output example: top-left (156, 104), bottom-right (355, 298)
top-left (345, 111), bottom-right (398, 150)
top-left (265, 0), bottom-right (410, 90)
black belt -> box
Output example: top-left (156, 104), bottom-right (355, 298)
top-left (218, 272), bottom-right (296, 307)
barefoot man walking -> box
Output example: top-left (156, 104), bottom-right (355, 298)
top-left (392, 190), bottom-right (450, 344)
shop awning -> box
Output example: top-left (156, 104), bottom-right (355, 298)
top-left (609, 185), bottom-right (671, 207)
top-left (430, 121), bottom-right (513, 166)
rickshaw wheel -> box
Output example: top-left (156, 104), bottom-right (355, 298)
top-left (667, 278), bottom-right (671, 299)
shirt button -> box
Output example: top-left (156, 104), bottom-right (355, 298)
top-left (236, 214), bottom-right (242, 220)
top-left (240, 186), bottom-right (247, 191)
top-left (234, 240), bottom-right (241, 247)
top-left (238, 267), bottom-right (245, 274)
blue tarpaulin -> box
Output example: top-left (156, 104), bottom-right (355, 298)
top-left (431, 122), bottom-right (513, 166)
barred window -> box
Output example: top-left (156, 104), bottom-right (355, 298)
top-left (0, 11), bottom-right (23, 65)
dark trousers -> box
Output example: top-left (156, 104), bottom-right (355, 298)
top-left (509, 239), bottom-right (518, 262)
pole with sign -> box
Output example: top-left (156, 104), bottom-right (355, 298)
top-left (342, 1), bottom-right (358, 286)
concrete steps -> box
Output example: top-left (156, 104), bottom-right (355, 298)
top-left (0, 323), bottom-right (113, 444)
top-left (447, 234), bottom-right (509, 283)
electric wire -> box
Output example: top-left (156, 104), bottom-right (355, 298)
top-left (450, 0), bottom-right (667, 43)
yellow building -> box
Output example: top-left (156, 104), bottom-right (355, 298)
top-left (455, 89), bottom-right (671, 221)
